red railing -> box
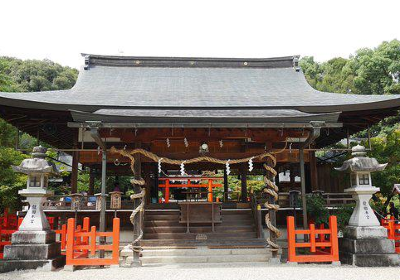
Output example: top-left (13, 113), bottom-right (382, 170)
top-left (287, 215), bottom-right (339, 263)
top-left (159, 177), bottom-right (223, 203)
top-left (66, 217), bottom-right (120, 268)
top-left (381, 216), bottom-right (400, 253)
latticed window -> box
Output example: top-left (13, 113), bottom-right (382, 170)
top-left (29, 175), bottom-right (41, 187)
top-left (359, 173), bottom-right (370, 185)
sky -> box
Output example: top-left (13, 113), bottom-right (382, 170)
top-left (0, 0), bottom-right (399, 69)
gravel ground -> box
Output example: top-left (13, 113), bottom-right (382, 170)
top-left (2, 263), bottom-right (400, 280)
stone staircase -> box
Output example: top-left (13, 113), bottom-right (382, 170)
top-left (122, 207), bottom-right (272, 265)
top-left (140, 247), bottom-right (271, 265)
top-left (141, 208), bottom-right (265, 244)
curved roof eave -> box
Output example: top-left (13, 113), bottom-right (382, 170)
top-left (0, 92), bottom-right (400, 115)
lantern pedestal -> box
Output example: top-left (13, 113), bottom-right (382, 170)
top-left (340, 186), bottom-right (399, 266)
top-left (0, 194), bottom-right (65, 273)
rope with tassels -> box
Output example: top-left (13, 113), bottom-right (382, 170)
top-left (111, 146), bottom-right (283, 252)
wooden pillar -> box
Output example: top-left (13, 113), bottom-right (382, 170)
top-left (88, 168), bottom-right (95, 195)
top-left (240, 165), bottom-right (247, 203)
top-left (70, 147), bottom-right (79, 194)
top-left (299, 148), bottom-right (308, 237)
top-left (99, 149), bottom-right (107, 258)
top-left (153, 164), bottom-right (159, 203)
top-left (223, 169), bottom-right (228, 202)
top-left (165, 180), bottom-right (170, 203)
top-left (144, 166), bottom-right (152, 205)
top-left (309, 151), bottom-right (319, 191)
top-left (132, 142), bottom-right (142, 265)
top-left (290, 165), bottom-right (296, 190)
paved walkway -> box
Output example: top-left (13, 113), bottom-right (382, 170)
top-left (3, 263), bottom-right (399, 280)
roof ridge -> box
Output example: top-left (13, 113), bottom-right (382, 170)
top-left (81, 54), bottom-right (299, 70)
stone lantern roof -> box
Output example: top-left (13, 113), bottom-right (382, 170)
top-left (335, 145), bottom-right (387, 173)
top-left (12, 146), bottom-right (58, 175)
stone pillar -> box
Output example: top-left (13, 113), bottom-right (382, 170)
top-left (0, 146), bottom-right (65, 273)
top-left (337, 145), bottom-right (400, 266)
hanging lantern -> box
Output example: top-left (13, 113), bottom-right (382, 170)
top-left (199, 142), bottom-right (209, 154)
top-left (166, 138), bottom-right (171, 148)
top-left (184, 137), bottom-right (189, 148)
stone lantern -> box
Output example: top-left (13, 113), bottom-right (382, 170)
top-left (335, 145), bottom-right (387, 227)
top-left (0, 146), bottom-right (65, 272)
top-left (336, 145), bottom-right (400, 266)
top-left (13, 146), bottom-right (57, 231)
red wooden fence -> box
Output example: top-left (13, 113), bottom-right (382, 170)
top-left (66, 217), bottom-right (120, 268)
top-left (287, 215), bottom-right (339, 263)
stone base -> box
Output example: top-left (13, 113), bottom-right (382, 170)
top-left (340, 238), bottom-right (396, 254)
top-left (4, 242), bottom-right (61, 260)
top-left (1, 230), bottom-right (64, 273)
top-left (0, 255), bottom-right (65, 273)
top-left (344, 226), bottom-right (387, 239)
top-left (12, 230), bottom-right (55, 244)
top-left (340, 227), bottom-right (400, 267)
top-left (340, 251), bottom-right (400, 267)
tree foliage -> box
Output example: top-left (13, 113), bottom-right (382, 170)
top-left (301, 39), bottom-right (400, 197)
top-left (0, 57), bottom-right (78, 211)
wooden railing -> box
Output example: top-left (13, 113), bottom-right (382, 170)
top-left (278, 191), bottom-right (353, 208)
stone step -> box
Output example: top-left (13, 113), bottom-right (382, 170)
top-left (145, 215), bottom-right (180, 221)
top-left (144, 219), bottom-right (254, 227)
top-left (144, 225), bottom-right (255, 234)
top-left (221, 209), bottom-right (252, 215)
top-left (144, 232), bottom-right (257, 240)
top-left (145, 210), bottom-right (180, 214)
top-left (139, 254), bottom-right (270, 265)
top-left (142, 248), bottom-right (270, 257)
top-left (140, 239), bottom-right (267, 247)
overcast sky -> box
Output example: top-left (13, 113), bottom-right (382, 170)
top-left (0, 0), bottom-right (399, 69)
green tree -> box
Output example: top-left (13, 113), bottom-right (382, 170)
top-left (0, 57), bottom-right (78, 211)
